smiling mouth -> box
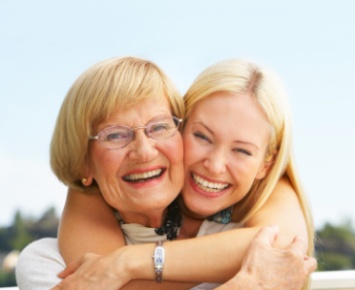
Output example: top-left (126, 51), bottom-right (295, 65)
top-left (123, 169), bottom-right (164, 183)
top-left (192, 173), bottom-right (230, 192)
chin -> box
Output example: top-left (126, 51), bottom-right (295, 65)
top-left (188, 202), bottom-right (216, 218)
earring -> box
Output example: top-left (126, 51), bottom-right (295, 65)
top-left (82, 177), bottom-right (87, 185)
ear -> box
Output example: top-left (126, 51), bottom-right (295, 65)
top-left (81, 155), bottom-right (94, 186)
top-left (81, 176), bottom-right (94, 186)
top-left (255, 150), bottom-right (277, 180)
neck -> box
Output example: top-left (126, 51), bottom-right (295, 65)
top-left (178, 197), bottom-right (207, 220)
top-left (119, 208), bottom-right (166, 228)
top-left (178, 213), bottom-right (203, 239)
top-left (118, 199), bottom-right (182, 241)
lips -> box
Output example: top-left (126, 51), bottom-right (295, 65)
top-left (191, 173), bottom-right (230, 193)
top-left (123, 169), bottom-right (164, 183)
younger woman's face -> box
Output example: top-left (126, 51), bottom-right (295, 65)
top-left (182, 91), bottom-right (271, 218)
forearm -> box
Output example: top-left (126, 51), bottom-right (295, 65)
top-left (85, 244), bottom-right (197, 289)
top-left (120, 229), bottom-right (259, 284)
top-left (122, 202), bottom-right (307, 285)
top-left (164, 230), bottom-right (257, 282)
top-left (59, 180), bottom-right (309, 286)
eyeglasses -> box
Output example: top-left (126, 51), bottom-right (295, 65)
top-left (89, 116), bottom-right (183, 150)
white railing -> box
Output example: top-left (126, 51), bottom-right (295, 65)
top-left (1, 271), bottom-right (354, 290)
top-left (311, 270), bottom-right (355, 289)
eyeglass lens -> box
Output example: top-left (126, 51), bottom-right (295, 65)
top-left (93, 116), bottom-right (181, 149)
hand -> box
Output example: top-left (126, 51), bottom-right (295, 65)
top-left (216, 225), bottom-right (317, 290)
top-left (51, 252), bottom-right (130, 290)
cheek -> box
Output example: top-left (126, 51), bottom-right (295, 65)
top-left (183, 136), bottom-right (211, 169)
top-left (229, 158), bottom-right (263, 184)
top-left (163, 133), bottom-right (184, 165)
top-left (88, 147), bottom-right (123, 178)
top-left (183, 135), bottom-right (197, 168)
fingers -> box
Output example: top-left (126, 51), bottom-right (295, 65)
top-left (253, 225), bottom-right (280, 246)
top-left (57, 258), bottom-right (82, 278)
top-left (304, 256), bottom-right (318, 274)
top-left (288, 236), bottom-right (317, 274)
top-left (51, 283), bottom-right (62, 290)
top-left (288, 236), bottom-right (308, 256)
top-left (57, 253), bottom-right (98, 278)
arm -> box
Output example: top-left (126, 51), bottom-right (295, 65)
top-left (58, 188), bottom-right (197, 289)
top-left (55, 225), bottom-right (314, 290)
top-left (56, 178), bottom-right (310, 286)
top-left (58, 188), bottom-right (125, 264)
top-left (154, 177), bottom-right (309, 282)
top-left (242, 178), bottom-right (309, 250)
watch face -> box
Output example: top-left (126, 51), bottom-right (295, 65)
top-left (155, 247), bottom-right (165, 265)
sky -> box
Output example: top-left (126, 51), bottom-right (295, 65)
top-left (1, 0), bottom-right (355, 229)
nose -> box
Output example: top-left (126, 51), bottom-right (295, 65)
top-left (127, 130), bottom-right (158, 162)
top-left (203, 147), bottom-right (227, 175)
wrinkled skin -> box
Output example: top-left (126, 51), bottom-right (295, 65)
top-left (216, 225), bottom-right (317, 290)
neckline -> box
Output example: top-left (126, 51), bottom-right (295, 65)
top-left (116, 198), bottom-right (182, 241)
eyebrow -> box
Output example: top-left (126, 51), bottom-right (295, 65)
top-left (234, 140), bottom-right (260, 151)
top-left (192, 120), bottom-right (260, 151)
top-left (99, 114), bottom-right (172, 131)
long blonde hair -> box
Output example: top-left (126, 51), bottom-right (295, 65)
top-left (184, 59), bottom-right (314, 260)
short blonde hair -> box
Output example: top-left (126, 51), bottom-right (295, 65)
top-left (50, 57), bottom-right (184, 193)
top-left (184, 59), bottom-right (314, 258)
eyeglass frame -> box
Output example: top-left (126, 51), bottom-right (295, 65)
top-left (88, 115), bottom-right (183, 150)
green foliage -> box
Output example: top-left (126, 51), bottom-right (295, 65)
top-left (10, 211), bottom-right (34, 251)
top-left (317, 252), bottom-right (353, 271)
top-left (0, 211), bottom-right (34, 252)
top-left (0, 207), bottom-right (59, 253)
top-left (0, 207), bottom-right (59, 287)
top-left (315, 219), bottom-right (355, 271)
top-left (0, 270), bottom-right (16, 287)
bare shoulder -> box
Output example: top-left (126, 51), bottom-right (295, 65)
top-left (268, 177), bottom-right (299, 204)
top-left (245, 177), bottom-right (307, 248)
top-left (246, 177), bottom-right (300, 224)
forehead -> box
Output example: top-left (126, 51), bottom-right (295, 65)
top-left (192, 91), bottom-right (267, 119)
top-left (189, 91), bottom-right (271, 144)
top-left (98, 97), bottom-right (172, 129)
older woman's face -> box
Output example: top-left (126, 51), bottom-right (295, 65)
top-left (182, 91), bottom-right (271, 218)
top-left (86, 97), bottom-right (184, 225)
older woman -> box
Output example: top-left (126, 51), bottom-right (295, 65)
top-left (16, 57), bottom-right (316, 290)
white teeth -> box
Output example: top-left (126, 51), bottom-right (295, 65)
top-left (192, 174), bottom-right (229, 192)
top-left (124, 169), bottom-right (162, 181)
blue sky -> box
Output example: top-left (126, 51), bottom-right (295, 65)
top-left (1, 0), bottom-right (355, 229)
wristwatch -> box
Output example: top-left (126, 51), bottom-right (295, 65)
top-left (153, 241), bottom-right (165, 282)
